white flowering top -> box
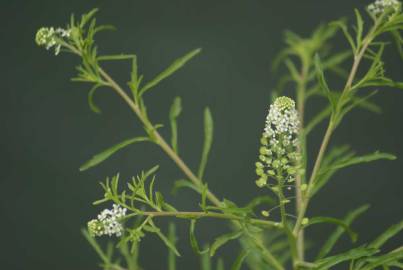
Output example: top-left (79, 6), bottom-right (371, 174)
top-left (88, 204), bottom-right (127, 237)
top-left (264, 97), bottom-right (300, 144)
top-left (368, 0), bottom-right (402, 16)
top-left (35, 27), bottom-right (71, 55)
top-left (256, 97), bottom-right (300, 188)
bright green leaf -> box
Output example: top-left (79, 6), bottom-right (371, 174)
top-left (198, 107), bottom-right (214, 180)
top-left (190, 220), bottom-right (209, 255)
top-left (169, 97), bottom-right (182, 154)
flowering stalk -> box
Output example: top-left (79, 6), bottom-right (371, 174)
top-left (255, 96), bottom-right (301, 263)
top-left (255, 96), bottom-right (300, 189)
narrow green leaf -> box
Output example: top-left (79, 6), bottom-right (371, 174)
top-left (304, 106), bottom-right (332, 135)
top-left (80, 8), bottom-right (99, 28)
top-left (97, 54), bottom-right (136, 62)
top-left (322, 50), bottom-right (352, 70)
top-left (231, 250), bottom-right (250, 270)
top-left (80, 137), bottom-right (150, 171)
top-left (324, 151), bottom-right (396, 172)
top-left (169, 97), bottom-right (182, 154)
top-left (172, 179), bottom-right (199, 195)
top-left (198, 107), bottom-right (214, 180)
top-left (314, 54), bottom-right (337, 111)
top-left (307, 216), bottom-right (357, 242)
top-left (144, 222), bottom-right (181, 257)
top-left (190, 220), bottom-right (209, 255)
top-left (81, 228), bottom-right (109, 263)
top-left (139, 48), bottom-right (202, 95)
top-left (316, 205), bottom-right (370, 260)
top-left (314, 150), bottom-right (396, 195)
top-left (210, 230), bottom-right (243, 257)
top-left (337, 91), bottom-right (380, 125)
top-left (315, 247), bottom-right (378, 270)
top-left (330, 20), bottom-right (357, 52)
top-left (88, 84), bottom-right (103, 114)
top-left (370, 220), bottom-right (403, 249)
top-left (201, 183), bottom-right (208, 211)
top-left (168, 223), bottom-right (177, 270)
top-left (392, 30), bottom-right (403, 60)
top-left (285, 59), bottom-right (301, 82)
top-left (361, 247), bottom-right (403, 270)
top-left (355, 9), bottom-right (364, 49)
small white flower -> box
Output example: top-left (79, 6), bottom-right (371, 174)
top-left (368, 0), bottom-right (401, 16)
top-left (255, 97), bottom-right (301, 187)
top-left (88, 204), bottom-right (127, 237)
top-left (35, 27), bottom-right (71, 55)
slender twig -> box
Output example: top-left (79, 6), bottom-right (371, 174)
top-left (293, 17), bottom-right (382, 236)
top-left (295, 58), bottom-right (309, 261)
top-left (125, 211), bottom-right (281, 228)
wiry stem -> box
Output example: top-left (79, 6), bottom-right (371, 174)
top-left (126, 211), bottom-right (281, 228)
top-left (295, 59), bottom-right (309, 262)
top-left (293, 18), bottom-right (382, 236)
top-left (97, 67), bottom-right (222, 207)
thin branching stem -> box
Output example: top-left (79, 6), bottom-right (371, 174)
top-left (125, 211), bottom-right (281, 228)
top-left (293, 17), bottom-right (383, 236)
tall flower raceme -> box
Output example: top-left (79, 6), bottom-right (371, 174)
top-left (255, 97), bottom-right (300, 188)
top-left (35, 27), bottom-right (71, 55)
top-left (87, 204), bottom-right (127, 237)
top-left (368, 0), bottom-right (402, 17)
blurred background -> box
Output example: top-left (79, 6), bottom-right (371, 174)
top-left (1, 0), bottom-right (402, 269)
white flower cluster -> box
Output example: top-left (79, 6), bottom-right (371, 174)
top-left (255, 97), bottom-right (300, 188)
top-left (368, 0), bottom-right (401, 16)
top-left (35, 27), bottom-right (71, 55)
top-left (264, 96), bottom-right (300, 147)
top-left (88, 204), bottom-right (127, 237)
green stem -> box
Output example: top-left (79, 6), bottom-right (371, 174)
top-left (293, 18), bottom-right (382, 236)
top-left (126, 211), bottom-right (281, 228)
top-left (295, 59), bottom-right (309, 262)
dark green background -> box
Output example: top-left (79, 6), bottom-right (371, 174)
top-left (1, 0), bottom-right (402, 269)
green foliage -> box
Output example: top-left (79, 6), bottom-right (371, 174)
top-left (313, 149), bottom-right (396, 195)
top-left (38, 3), bottom-right (403, 270)
top-left (139, 48), bottom-right (201, 95)
top-left (169, 97), bottom-right (182, 154)
top-left (316, 204), bottom-right (370, 260)
top-left (80, 137), bottom-right (150, 171)
top-left (198, 107), bottom-right (214, 180)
